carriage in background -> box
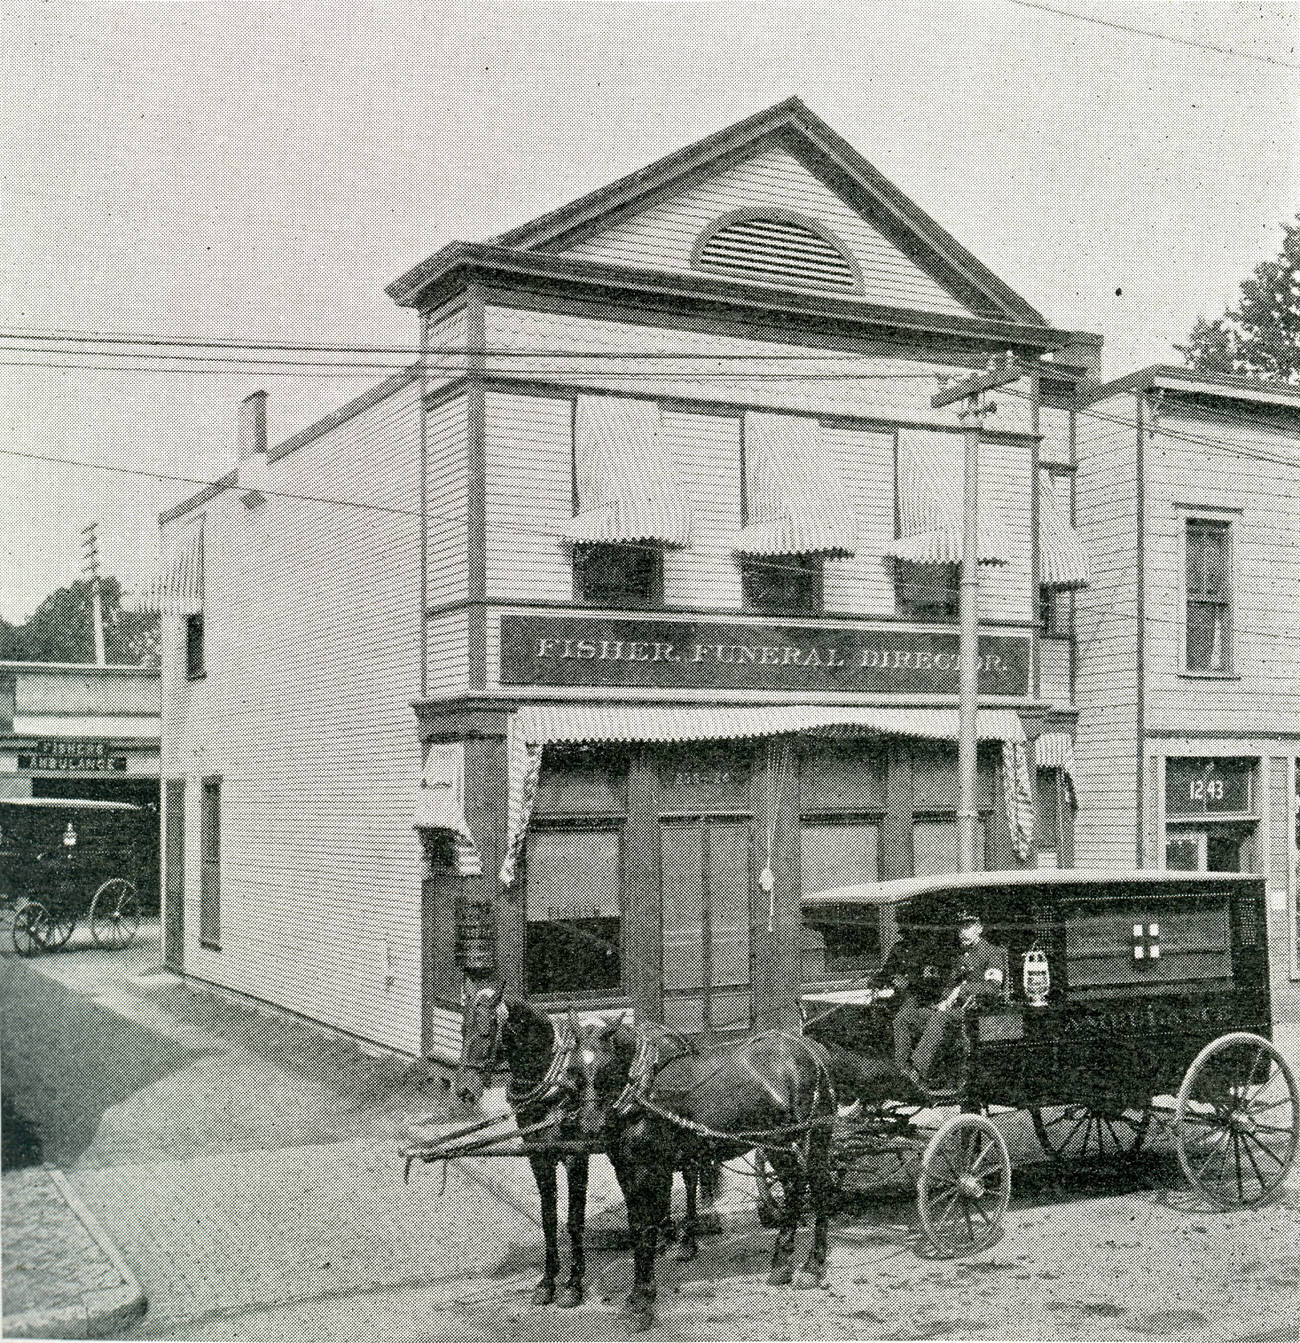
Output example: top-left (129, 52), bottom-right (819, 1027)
top-left (784, 869), bottom-right (1299, 1252)
top-left (1, 797), bottom-right (146, 955)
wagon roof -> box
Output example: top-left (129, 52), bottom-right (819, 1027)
top-left (0, 797), bottom-right (142, 812)
top-left (803, 868), bottom-right (1260, 908)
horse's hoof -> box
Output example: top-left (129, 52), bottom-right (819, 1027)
top-left (621, 1310), bottom-right (654, 1333)
top-left (532, 1282), bottom-right (556, 1306)
top-left (674, 1239), bottom-right (697, 1263)
top-left (556, 1284), bottom-right (583, 1308)
top-left (793, 1269), bottom-right (825, 1290)
top-left (767, 1264), bottom-right (795, 1286)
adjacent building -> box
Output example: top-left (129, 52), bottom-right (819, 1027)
top-left (154, 100), bottom-right (1098, 1060)
top-left (1073, 367), bottom-right (1300, 1010)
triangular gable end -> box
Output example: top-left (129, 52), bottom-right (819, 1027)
top-left (494, 99), bottom-right (1045, 327)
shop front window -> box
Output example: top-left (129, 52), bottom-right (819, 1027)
top-left (912, 814), bottom-right (987, 877)
top-left (800, 817), bottom-right (881, 980)
top-left (524, 826), bottom-right (622, 997)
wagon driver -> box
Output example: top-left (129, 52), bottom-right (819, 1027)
top-left (898, 908), bottom-right (1007, 1089)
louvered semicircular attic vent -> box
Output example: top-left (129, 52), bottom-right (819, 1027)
top-left (691, 210), bottom-right (862, 294)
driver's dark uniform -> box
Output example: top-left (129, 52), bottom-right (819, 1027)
top-left (908, 935), bottom-right (1008, 1083)
top-left (874, 935), bottom-right (945, 1076)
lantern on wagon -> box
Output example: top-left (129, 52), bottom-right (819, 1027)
top-left (1022, 942), bottom-right (1050, 1007)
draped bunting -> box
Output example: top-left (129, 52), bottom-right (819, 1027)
top-left (498, 703), bottom-right (1032, 885)
top-left (734, 410), bottom-right (857, 557)
top-left (885, 429), bottom-right (1013, 566)
top-left (562, 395), bottom-right (692, 548)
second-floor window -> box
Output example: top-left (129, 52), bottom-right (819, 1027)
top-left (1040, 586), bottom-right (1072, 638)
top-left (186, 613), bottom-right (205, 679)
top-left (895, 561), bottom-right (959, 621)
top-left (1186, 517), bottom-right (1232, 674)
top-left (741, 555), bottom-right (823, 614)
top-left (574, 543), bottom-right (662, 607)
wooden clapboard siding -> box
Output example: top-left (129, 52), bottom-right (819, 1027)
top-left (1039, 637), bottom-right (1072, 708)
top-left (821, 424), bottom-right (897, 616)
top-left (425, 393), bottom-right (469, 608)
top-left (1142, 407), bottom-right (1300, 738)
top-left (976, 431), bottom-right (1033, 622)
top-left (161, 380), bottom-right (424, 1056)
top-left (1072, 398), bottom-right (1140, 868)
top-left (427, 608), bottom-right (470, 693)
top-left (483, 305), bottom-right (1037, 435)
top-left (661, 408), bottom-right (743, 609)
top-left (558, 144), bottom-right (974, 318)
top-left (1039, 405), bottom-right (1072, 467)
top-left (484, 389), bottom-right (573, 604)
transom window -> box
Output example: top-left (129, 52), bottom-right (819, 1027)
top-left (1186, 518), bottom-right (1232, 673)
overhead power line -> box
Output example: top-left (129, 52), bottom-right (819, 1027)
top-left (1002, 0), bottom-right (1300, 70)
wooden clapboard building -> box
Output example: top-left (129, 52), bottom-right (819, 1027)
top-left (155, 99), bottom-right (1100, 1060)
top-left (1073, 367), bottom-right (1300, 1012)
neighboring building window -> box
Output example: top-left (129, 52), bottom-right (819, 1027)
top-left (1040, 586), bottom-right (1072, 638)
top-left (800, 817), bottom-right (881, 980)
top-left (524, 825), bottom-right (622, 997)
top-left (199, 776), bottom-right (220, 948)
top-left (1186, 518), bottom-right (1232, 673)
top-left (1035, 767), bottom-right (1074, 868)
top-left (896, 562), bottom-right (959, 621)
top-left (574, 543), bottom-right (661, 607)
top-left (741, 554), bottom-right (823, 614)
top-left (186, 613), bottom-right (205, 679)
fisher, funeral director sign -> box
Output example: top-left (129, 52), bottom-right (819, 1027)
top-left (501, 615), bottom-right (1030, 696)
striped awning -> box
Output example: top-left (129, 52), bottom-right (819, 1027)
top-left (562, 395), bottom-right (692, 548)
top-left (734, 411), bottom-right (857, 558)
top-left (414, 743), bottom-right (482, 876)
top-left (500, 702), bottom-right (1028, 885)
top-left (1034, 731), bottom-right (1076, 778)
top-left (1038, 474), bottom-right (1090, 589)
top-left (885, 429), bottom-right (1013, 567)
top-left (134, 522), bottom-right (203, 615)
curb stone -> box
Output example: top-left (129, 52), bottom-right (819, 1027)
top-left (3, 1168), bottom-right (147, 1340)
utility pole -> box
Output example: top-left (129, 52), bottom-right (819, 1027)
top-left (932, 355), bottom-right (1030, 872)
top-left (80, 522), bottom-right (106, 667)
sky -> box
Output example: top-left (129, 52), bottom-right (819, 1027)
top-left (1, 0), bottom-right (1297, 621)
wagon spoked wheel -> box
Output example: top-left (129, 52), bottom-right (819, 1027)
top-left (12, 902), bottom-right (50, 957)
top-left (1175, 1032), bottom-right (1299, 1209)
top-left (1031, 1105), bottom-right (1150, 1163)
top-left (918, 1114), bottom-right (1010, 1257)
top-left (90, 880), bottom-right (140, 950)
top-left (42, 909), bottom-right (77, 949)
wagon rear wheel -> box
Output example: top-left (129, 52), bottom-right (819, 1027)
top-left (12, 902), bottom-right (50, 957)
top-left (918, 1114), bottom-right (1010, 1257)
top-left (90, 880), bottom-right (140, 949)
top-left (1175, 1032), bottom-right (1298, 1208)
top-left (42, 909), bottom-right (77, 949)
top-left (1031, 1105), bottom-right (1150, 1164)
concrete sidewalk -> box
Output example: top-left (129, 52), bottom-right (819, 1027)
top-left (3, 927), bottom-right (1299, 1341)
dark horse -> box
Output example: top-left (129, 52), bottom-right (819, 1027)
top-left (455, 982), bottom-right (718, 1310)
top-left (583, 1021), bottom-right (837, 1331)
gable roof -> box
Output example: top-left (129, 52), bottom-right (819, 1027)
top-left (388, 98), bottom-right (1047, 326)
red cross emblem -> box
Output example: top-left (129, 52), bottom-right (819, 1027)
top-left (1132, 922), bottom-right (1160, 962)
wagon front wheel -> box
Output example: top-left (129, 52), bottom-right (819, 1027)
top-left (918, 1114), bottom-right (1010, 1257)
top-left (12, 902), bottom-right (50, 957)
top-left (1176, 1032), bottom-right (1298, 1208)
top-left (1032, 1105), bottom-right (1150, 1164)
top-left (90, 880), bottom-right (140, 949)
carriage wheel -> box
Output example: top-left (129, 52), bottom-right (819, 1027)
top-left (42, 909), bottom-right (77, 949)
top-left (1031, 1105), bottom-right (1150, 1164)
top-left (1175, 1032), bottom-right (1298, 1209)
top-left (90, 880), bottom-right (140, 949)
top-left (12, 902), bottom-right (50, 957)
top-left (918, 1114), bottom-right (1010, 1257)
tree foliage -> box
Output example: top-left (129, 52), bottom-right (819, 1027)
top-left (1180, 217), bottom-right (1300, 384)
top-left (0, 578), bottom-right (160, 666)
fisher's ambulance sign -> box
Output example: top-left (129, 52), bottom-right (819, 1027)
top-left (501, 615), bottom-right (1030, 697)
top-left (18, 740), bottom-right (128, 773)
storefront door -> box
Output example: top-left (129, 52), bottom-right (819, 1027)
top-left (660, 817), bottom-right (752, 1035)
